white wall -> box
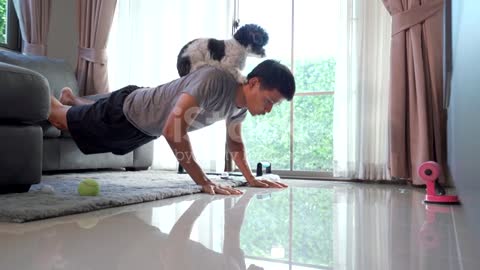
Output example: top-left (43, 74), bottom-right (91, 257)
top-left (447, 0), bottom-right (480, 244)
top-left (47, 0), bottom-right (77, 69)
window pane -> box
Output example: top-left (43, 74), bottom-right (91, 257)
top-left (295, 58), bottom-right (336, 93)
top-left (0, 0), bottom-right (7, 44)
top-left (239, 0), bottom-right (292, 171)
top-left (293, 95), bottom-right (333, 171)
top-left (294, 0), bottom-right (339, 93)
top-left (239, 0), bottom-right (292, 73)
top-left (242, 102), bottom-right (291, 170)
top-left (240, 0), bottom-right (337, 175)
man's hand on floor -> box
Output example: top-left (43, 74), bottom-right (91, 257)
top-left (201, 182), bottom-right (244, 195)
top-left (247, 178), bottom-right (288, 188)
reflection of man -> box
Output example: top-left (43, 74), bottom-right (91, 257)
top-left (163, 191), bottom-right (264, 270)
top-left (0, 191), bottom-right (266, 270)
top-left (224, 191), bottom-right (264, 270)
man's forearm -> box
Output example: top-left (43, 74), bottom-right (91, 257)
top-left (228, 142), bottom-right (256, 183)
top-left (169, 198), bottom-right (211, 241)
top-left (165, 136), bottom-right (211, 186)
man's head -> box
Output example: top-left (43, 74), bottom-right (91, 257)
top-left (243, 60), bottom-right (296, 116)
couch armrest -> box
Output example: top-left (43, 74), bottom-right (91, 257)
top-left (0, 62), bottom-right (50, 123)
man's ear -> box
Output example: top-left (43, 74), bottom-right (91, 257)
top-left (248, 77), bottom-right (258, 87)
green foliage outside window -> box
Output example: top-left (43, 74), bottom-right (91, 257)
top-left (0, 0), bottom-right (6, 44)
top-left (295, 58), bottom-right (336, 93)
top-left (293, 94), bottom-right (334, 171)
top-left (242, 58), bottom-right (335, 172)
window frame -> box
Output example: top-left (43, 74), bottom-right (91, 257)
top-left (0, 0), bottom-right (20, 51)
top-left (236, 0), bottom-right (337, 179)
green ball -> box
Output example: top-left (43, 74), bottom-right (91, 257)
top-left (78, 178), bottom-right (100, 196)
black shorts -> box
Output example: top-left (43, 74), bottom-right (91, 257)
top-left (66, 85), bottom-right (157, 155)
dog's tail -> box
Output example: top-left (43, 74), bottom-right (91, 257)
top-left (177, 39), bottom-right (197, 77)
top-left (177, 56), bottom-right (191, 77)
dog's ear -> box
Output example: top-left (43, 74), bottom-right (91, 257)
top-left (249, 29), bottom-right (269, 46)
top-left (250, 32), bottom-right (264, 46)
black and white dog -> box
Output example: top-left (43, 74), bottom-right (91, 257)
top-left (176, 24), bottom-right (269, 83)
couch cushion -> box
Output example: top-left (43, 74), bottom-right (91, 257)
top-left (43, 138), bottom-right (135, 171)
top-left (38, 120), bottom-right (62, 138)
top-left (45, 125), bottom-right (62, 137)
top-left (0, 51), bottom-right (79, 98)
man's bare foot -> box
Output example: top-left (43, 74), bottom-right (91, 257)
top-left (48, 96), bottom-right (70, 130)
top-left (59, 87), bottom-right (95, 106)
top-left (59, 87), bottom-right (75, 106)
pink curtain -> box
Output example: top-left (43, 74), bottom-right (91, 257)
top-left (76, 0), bottom-right (117, 96)
top-left (12, 0), bottom-right (51, 56)
top-left (383, 0), bottom-right (446, 185)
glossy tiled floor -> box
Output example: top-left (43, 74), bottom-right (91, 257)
top-left (0, 180), bottom-right (479, 270)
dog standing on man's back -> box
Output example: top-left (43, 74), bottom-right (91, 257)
top-left (176, 24), bottom-right (269, 83)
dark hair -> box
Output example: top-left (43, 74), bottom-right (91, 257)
top-left (247, 60), bottom-right (296, 101)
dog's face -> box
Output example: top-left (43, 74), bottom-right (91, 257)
top-left (234, 24), bottom-right (269, 57)
top-left (246, 43), bottom-right (266, 58)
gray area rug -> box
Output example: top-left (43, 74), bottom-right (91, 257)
top-left (0, 170), bottom-right (246, 223)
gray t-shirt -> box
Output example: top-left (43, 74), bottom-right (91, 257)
top-left (123, 66), bottom-right (248, 136)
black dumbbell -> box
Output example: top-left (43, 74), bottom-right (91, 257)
top-left (256, 162), bottom-right (272, 176)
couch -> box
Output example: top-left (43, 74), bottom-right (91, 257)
top-left (0, 51), bottom-right (153, 193)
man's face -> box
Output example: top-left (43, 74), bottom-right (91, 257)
top-left (246, 79), bottom-right (284, 116)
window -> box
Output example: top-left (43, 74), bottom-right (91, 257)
top-left (0, 0), bottom-right (20, 50)
top-left (239, 0), bottom-right (338, 177)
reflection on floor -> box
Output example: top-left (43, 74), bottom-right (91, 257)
top-left (0, 180), bottom-right (479, 270)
